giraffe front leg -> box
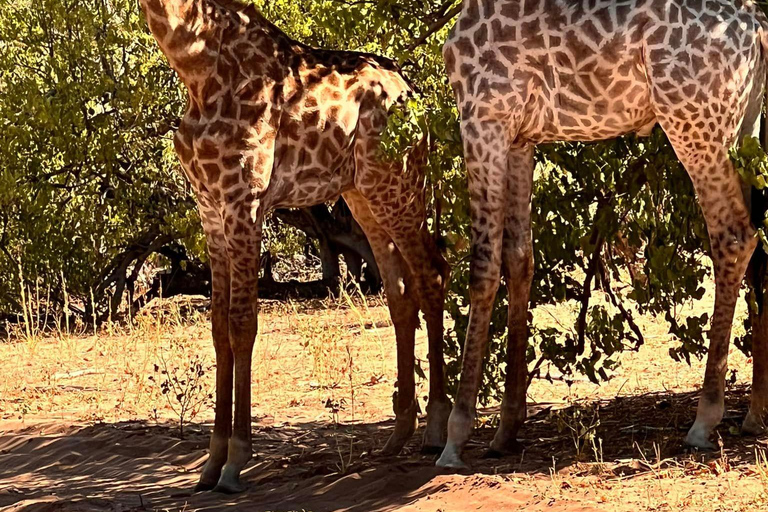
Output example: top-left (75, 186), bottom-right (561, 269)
top-left (436, 119), bottom-right (510, 469)
top-left (676, 153), bottom-right (756, 450)
top-left (195, 204), bottom-right (234, 491)
top-left (686, 265), bottom-right (750, 449)
top-left (214, 203), bottom-right (263, 494)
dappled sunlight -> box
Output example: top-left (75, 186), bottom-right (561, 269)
top-left (2, 288), bottom-right (768, 511)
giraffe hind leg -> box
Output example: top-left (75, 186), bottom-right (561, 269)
top-left (344, 190), bottom-right (420, 455)
top-left (350, 183), bottom-right (453, 453)
top-left (488, 146), bottom-right (534, 457)
top-left (352, 121), bottom-right (451, 454)
top-left (664, 139), bottom-right (756, 449)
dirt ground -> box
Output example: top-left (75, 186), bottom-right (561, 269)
top-left (3, 285), bottom-right (768, 511)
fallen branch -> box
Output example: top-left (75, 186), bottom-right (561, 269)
top-left (53, 368), bottom-right (105, 380)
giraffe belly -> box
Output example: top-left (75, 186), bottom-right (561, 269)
top-left (266, 141), bottom-right (355, 210)
top-left (518, 51), bottom-right (658, 144)
top-left (519, 86), bottom-right (658, 144)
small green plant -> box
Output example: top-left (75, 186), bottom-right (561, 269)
top-left (149, 340), bottom-right (213, 437)
top-left (551, 402), bottom-right (602, 461)
top-left (334, 434), bottom-right (355, 476)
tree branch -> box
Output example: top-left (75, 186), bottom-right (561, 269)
top-left (406, 2), bottom-right (463, 52)
top-left (576, 233), bottom-right (604, 354)
top-left (598, 258), bottom-right (645, 348)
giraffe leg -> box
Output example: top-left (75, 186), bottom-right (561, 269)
top-left (196, 204), bottom-right (234, 491)
top-left (436, 120), bottom-right (510, 469)
top-left (738, 83), bottom-right (768, 436)
top-left (214, 204), bottom-right (263, 494)
top-left (489, 146), bottom-right (534, 457)
top-left (352, 121), bottom-right (451, 453)
top-left (374, 217), bottom-right (451, 452)
top-left (665, 143), bottom-right (757, 449)
top-left (349, 189), bottom-right (451, 451)
top-left (344, 190), bottom-right (419, 455)
top-left (420, 251), bottom-right (452, 453)
top-left (644, 50), bottom-right (762, 449)
top-left (377, 225), bottom-right (451, 452)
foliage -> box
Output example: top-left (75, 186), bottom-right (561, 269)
top-left (730, 136), bottom-right (768, 253)
top-left (0, 0), bottom-right (198, 322)
top-left (0, 0), bottom-right (755, 404)
top-left (730, 135), bottom-right (768, 355)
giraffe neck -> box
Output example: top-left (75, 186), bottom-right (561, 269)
top-left (140, 0), bottom-right (220, 93)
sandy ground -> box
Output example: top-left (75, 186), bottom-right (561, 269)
top-left (2, 286), bottom-right (768, 511)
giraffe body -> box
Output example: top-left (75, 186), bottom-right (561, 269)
top-left (439, 0), bottom-right (768, 468)
top-left (140, 0), bottom-right (452, 492)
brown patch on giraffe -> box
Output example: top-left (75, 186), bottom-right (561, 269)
top-left (174, 133), bottom-right (195, 163)
top-left (499, 0), bottom-right (520, 19)
top-left (499, 45), bottom-right (521, 65)
top-left (222, 154), bottom-right (242, 169)
top-left (602, 34), bottom-right (627, 65)
top-left (520, 19), bottom-right (545, 48)
top-left (473, 24), bottom-right (489, 47)
top-left (480, 51), bottom-right (509, 77)
top-left (202, 163), bottom-right (223, 185)
top-left (460, 0), bottom-right (480, 31)
top-left (564, 30), bottom-right (595, 60)
top-left (490, 20), bottom-right (512, 43)
top-left (455, 37), bottom-right (476, 57)
top-left (481, 0), bottom-right (495, 17)
top-left (197, 139), bottom-right (220, 160)
top-left (147, 16), bottom-right (168, 40)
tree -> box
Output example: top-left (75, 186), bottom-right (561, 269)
top-left (0, 0), bottom-right (755, 405)
top-left (0, 0), bottom-right (199, 324)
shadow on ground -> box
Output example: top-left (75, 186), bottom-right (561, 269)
top-left (1, 385), bottom-right (766, 512)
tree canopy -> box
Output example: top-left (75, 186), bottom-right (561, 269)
top-left (0, 0), bottom-right (760, 402)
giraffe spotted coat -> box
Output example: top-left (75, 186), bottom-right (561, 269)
top-left (438, 0), bottom-right (768, 468)
top-left (139, 0), bottom-right (452, 492)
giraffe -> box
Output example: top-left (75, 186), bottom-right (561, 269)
top-left (437, 0), bottom-right (768, 468)
top-left (138, 0), bottom-right (452, 492)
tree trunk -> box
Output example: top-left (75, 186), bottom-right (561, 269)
top-left (274, 198), bottom-right (381, 292)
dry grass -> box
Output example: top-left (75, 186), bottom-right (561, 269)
top-left (2, 279), bottom-right (768, 511)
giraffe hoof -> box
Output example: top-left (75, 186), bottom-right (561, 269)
top-left (378, 417), bottom-right (417, 456)
top-left (435, 446), bottom-right (469, 470)
top-left (684, 432), bottom-right (716, 451)
top-left (194, 481), bottom-right (217, 492)
top-left (742, 411), bottom-right (767, 436)
top-left (487, 438), bottom-right (524, 457)
top-left (376, 441), bottom-right (406, 457)
top-left (213, 481), bottom-right (246, 494)
top-left (213, 465), bottom-right (247, 494)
